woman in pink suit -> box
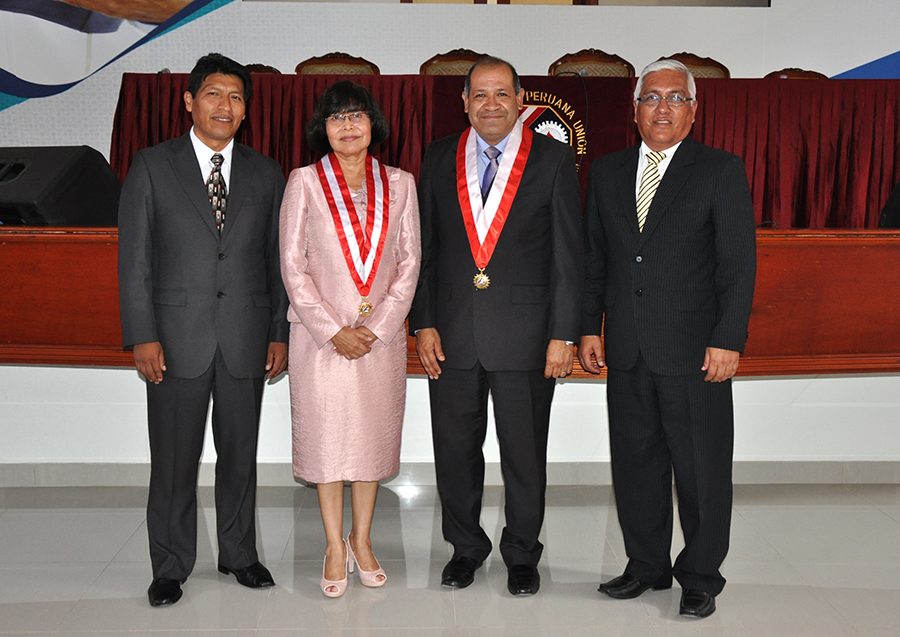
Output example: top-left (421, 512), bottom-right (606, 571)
top-left (279, 81), bottom-right (421, 598)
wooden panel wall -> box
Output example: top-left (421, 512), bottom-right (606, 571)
top-left (3, 228), bottom-right (900, 376)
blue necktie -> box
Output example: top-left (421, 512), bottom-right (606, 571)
top-left (481, 146), bottom-right (501, 201)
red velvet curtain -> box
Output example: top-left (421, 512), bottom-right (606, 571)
top-left (111, 74), bottom-right (900, 229)
top-left (691, 79), bottom-right (900, 229)
top-left (111, 74), bottom-right (435, 182)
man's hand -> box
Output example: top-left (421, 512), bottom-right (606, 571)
top-left (544, 339), bottom-right (574, 379)
top-left (265, 342), bottom-right (288, 379)
top-left (60, 0), bottom-right (192, 23)
top-left (415, 328), bottom-right (444, 380)
top-left (702, 347), bottom-right (740, 382)
top-left (134, 341), bottom-right (165, 384)
top-left (331, 327), bottom-right (373, 360)
top-left (578, 335), bottom-right (605, 374)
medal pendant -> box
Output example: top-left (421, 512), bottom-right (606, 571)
top-left (358, 299), bottom-right (373, 317)
top-left (473, 269), bottom-right (490, 290)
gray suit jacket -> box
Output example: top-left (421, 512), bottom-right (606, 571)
top-left (582, 137), bottom-right (757, 376)
top-left (118, 133), bottom-right (288, 379)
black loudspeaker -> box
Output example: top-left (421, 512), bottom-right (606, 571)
top-left (0, 146), bottom-right (121, 226)
top-left (881, 179), bottom-right (900, 228)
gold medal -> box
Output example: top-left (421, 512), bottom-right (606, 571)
top-left (473, 269), bottom-right (490, 290)
top-left (359, 298), bottom-right (373, 317)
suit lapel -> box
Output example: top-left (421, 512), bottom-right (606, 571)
top-left (169, 134), bottom-right (220, 238)
top-left (222, 144), bottom-right (251, 240)
top-left (616, 146), bottom-right (641, 238)
top-left (639, 137), bottom-right (697, 243)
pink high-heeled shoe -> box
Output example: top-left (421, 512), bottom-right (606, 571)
top-left (320, 538), bottom-right (350, 598)
top-left (347, 535), bottom-right (386, 588)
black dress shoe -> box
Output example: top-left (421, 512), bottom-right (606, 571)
top-left (218, 561), bottom-right (275, 588)
top-left (680, 588), bottom-right (716, 618)
top-left (507, 565), bottom-right (540, 596)
top-left (598, 573), bottom-right (672, 599)
top-left (441, 556), bottom-right (482, 589)
top-left (148, 578), bottom-right (183, 607)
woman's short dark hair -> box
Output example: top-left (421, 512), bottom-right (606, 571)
top-left (187, 53), bottom-right (252, 104)
top-left (306, 80), bottom-right (390, 155)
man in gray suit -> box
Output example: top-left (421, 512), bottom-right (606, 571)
top-left (579, 59), bottom-right (756, 619)
top-left (118, 53), bottom-right (288, 607)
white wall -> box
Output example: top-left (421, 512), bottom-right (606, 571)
top-left (2, 0), bottom-right (900, 479)
top-left (2, 364), bottom-right (900, 469)
top-left (4, 0), bottom-right (900, 156)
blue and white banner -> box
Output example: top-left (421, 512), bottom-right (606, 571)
top-left (0, 0), bottom-right (232, 110)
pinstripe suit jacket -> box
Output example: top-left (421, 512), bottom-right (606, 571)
top-left (582, 137), bottom-right (757, 376)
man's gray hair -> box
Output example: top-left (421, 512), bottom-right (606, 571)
top-left (633, 59), bottom-right (697, 100)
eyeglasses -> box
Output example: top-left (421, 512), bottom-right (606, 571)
top-left (635, 94), bottom-right (695, 108)
top-left (328, 111), bottom-right (369, 125)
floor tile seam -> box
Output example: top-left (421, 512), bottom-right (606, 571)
top-left (263, 520), bottom-right (295, 565)
top-left (730, 507), bottom-right (803, 572)
top-left (583, 501), bottom-right (626, 558)
top-left (789, 570), bottom-right (867, 630)
top-left (777, 557), bottom-right (900, 567)
top-left (449, 585), bottom-right (461, 629)
top-left (253, 581), bottom-right (278, 633)
top-left (733, 504), bottom-right (890, 512)
top-left (872, 505), bottom-right (900, 527)
top-left (107, 514), bottom-right (150, 564)
top-left (0, 507), bottom-right (150, 516)
top-left (0, 560), bottom-right (113, 568)
top-left (47, 559), bottom-right (114, 634)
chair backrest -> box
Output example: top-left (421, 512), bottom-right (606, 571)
top-left (419, 49), bottom-right (484, 76)
top-left (764, 67), bottom-right (828, 80)
top-left (295, 52), bottom-right (380, 75)
top-left (548, 49), bottom-right (634, 78)
top-left (246, 64), bottom-right (281, 75)
top-left (661, 52), bottom-right (730, 79)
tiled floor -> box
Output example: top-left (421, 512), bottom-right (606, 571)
top-left (2, 483), bottom-right (900, 635)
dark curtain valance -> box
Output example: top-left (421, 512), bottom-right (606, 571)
top-left (111, 74), bottom-right (900, 229)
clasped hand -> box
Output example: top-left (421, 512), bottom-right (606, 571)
top-left (332, 326), bottom-right (377, 360)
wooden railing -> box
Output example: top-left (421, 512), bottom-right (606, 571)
top-left (3, 227), bottom-right (900, 376)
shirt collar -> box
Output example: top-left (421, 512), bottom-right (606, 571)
top-left (189, 127), bottom-right (235, 174)
top-left (639, 139), bottom-right (683, 160)
top-left (474, 129), bottom-right (512, 157)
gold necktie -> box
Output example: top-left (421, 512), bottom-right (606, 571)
top-left (636, 151), bottom-right (665, 232)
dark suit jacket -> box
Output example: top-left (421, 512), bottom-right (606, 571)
top-left (582, 137), bottom-right (757, 376)
top-left (410, 130), bottom-right (584, 372)
top-left (118, 133), bottom-right (288, 380)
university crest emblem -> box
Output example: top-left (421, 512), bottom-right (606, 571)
top-left (519, 90), bottom-right (587, 164)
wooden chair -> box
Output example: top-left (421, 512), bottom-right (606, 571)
top-left (548, 49), bottom-right (634, 77)
top-left (764, 68), bottom-right (828, 80)
top-left (295, 52), bottom-right (380, 75)
top-left (419, 49), bottom-right (484, 76)
top-left (662, 52), bottom-right (730, 79)
top-left (245, 64), bottom-right (281, 74)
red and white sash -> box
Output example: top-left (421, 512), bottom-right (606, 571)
top-left (316, 153), bottom-right (389, 298)
top-left (456, 121), bottom-right (532, 271)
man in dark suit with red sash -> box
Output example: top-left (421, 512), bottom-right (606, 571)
top-left (410, 56), bottom-right (583, 596)
top-left (579, 59), bottom-right (756, 618)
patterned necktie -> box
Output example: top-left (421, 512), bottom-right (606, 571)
top-left (207, 153), bottom-right (227, 234)
top-left (636, 151), bottom-right (665, 232)
top-left (481, 146), bottom-right (501, 201)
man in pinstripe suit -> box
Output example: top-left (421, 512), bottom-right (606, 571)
top-left (578, 59), bottom-right (756, 619)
